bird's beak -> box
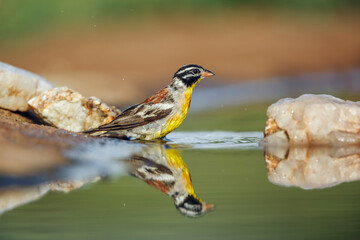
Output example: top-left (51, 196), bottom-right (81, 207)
top-left (202, 202), bottom-right (215, 213)
top-left (201, 69), bottom-right (215, 77)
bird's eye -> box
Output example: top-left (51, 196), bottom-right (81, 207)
top-left (192, 69), bottom-right (200, 74)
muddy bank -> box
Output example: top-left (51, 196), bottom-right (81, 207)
top-left (0, 108), bottom-right (92, 176)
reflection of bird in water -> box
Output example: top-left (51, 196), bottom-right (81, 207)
top-left (124, 145), bottom-right (214, 217)
top-left (84, 64), bottom-right (214, 140)
top-left (0, 142), bottom-right (214, 217)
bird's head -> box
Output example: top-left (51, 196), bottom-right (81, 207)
top-left (174, 193), bottom-right (215, 218)
top-left (173, 64), bottom-right (215, 88)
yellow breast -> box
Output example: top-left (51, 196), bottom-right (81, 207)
top-left (166, 149), bottom-right (196, 196)
top-left (158, 86), bottom-right (194, 138)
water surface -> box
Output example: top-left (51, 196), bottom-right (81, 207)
top-left (1, 129), bottom-right (359, 239)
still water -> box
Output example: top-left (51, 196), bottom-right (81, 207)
top-left (0, 129), bottom-right (359, 239)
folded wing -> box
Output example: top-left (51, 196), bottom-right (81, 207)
top-left (84, 102), bottom-right (173, 133)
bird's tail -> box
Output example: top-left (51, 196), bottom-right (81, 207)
top-left (82, 128), bottom-right (128, 139)
top-left (82, 128), bottom-right (98, 134)
top-left (82, 128), bottom-right (106, 136)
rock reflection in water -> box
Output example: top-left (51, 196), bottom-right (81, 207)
top-left (0, 140), bottom-right (214, 217)
top-left (265, 146), bottom-right (360, 189)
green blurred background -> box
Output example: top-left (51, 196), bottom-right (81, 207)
top-left (1, 1), bottom-right (360, 239)
top-left (1, 0), bottom-right (359, 107)
top-left (1, 0), bottom-right (359, 45)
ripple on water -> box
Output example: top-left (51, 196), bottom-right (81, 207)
top-left (167, 131), bottom-right (263, 149)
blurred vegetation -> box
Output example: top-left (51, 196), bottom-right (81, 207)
top-left (0, 0), bottom-right (359, 45)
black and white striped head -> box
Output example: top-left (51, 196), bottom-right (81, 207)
top-left (173, 64), bottom-right (215, 88)
top-left (175, 194), bottom-right (215, 218)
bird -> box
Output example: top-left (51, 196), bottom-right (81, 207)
top-left (124, 144), bottom-right (214, 217)
top-left (84, 64), bottom-right (215, 140)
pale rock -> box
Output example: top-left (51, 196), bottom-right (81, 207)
top-left (265, 146), bottom-right (360, 189)
top-left (0, 185), bottom-right (50, 215)
top-left (47, 177), bottom-right (101, 193)
top-left (28, 87), bottom-right (120, 132)
top-left (263, 94), bottom-right (360, 146)
top-left (0, 178), bottom-right (101, 214)
top-left (0, 62), bottom-right (53, 111)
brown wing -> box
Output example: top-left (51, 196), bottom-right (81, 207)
top-left (142, 87), bottom-right (169, 104)
top-left (84, 102), bottom-right (172, 133)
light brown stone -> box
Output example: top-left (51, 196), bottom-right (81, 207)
top-left (263, 94), bottom-right (360, 146)
top-left (265, 146), bottom-right (360, 189)
top-left (28, 87), bottom-right (120, 132)
top-left (0, 62), bottom-right (53, 111)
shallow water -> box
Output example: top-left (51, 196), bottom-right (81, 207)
top-left (168, 131), bottom-right (262, 149)
top-left (0, 130), bottom-right (360, 240)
